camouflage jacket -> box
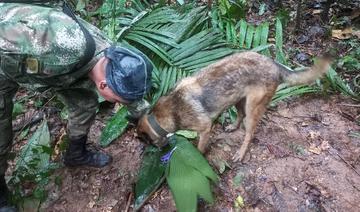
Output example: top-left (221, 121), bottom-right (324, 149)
top-left (0, 3), bottom-right (111, 88)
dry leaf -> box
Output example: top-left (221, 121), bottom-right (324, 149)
top-left (332, 28), bottom-right (353, 40)
top-left (312, 9), bottom-right (322, 14)
top-left (309, 130), bottom-right (321, 140)
top-left (88, 201), bottom-right (96, 208)
top-left (234, 195), bottom-right (245, 208)
top-left (309, 143), bottom-right (321, 154)
top-left (320, 140), bottom-right (330, 151)
top-left (52, 128), bottom-right (66, 160)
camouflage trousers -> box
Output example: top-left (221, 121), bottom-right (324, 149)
top-left (0, 69), bottom-right (98, 175)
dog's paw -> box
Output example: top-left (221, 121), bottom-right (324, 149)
top-left (232, 151), bottom-right (245, 162)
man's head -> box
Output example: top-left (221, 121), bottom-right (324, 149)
top-left (90, 46), bottom-right (153, 104)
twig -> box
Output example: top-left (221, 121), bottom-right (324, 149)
top-left (328, 148), bottom-right (360, 177)
top-left (124, 192), bottom-right (133, 212)
top-left (337, 103), bottom-right (360, 108)
top-left (346, 176), bottom-right (360, 192)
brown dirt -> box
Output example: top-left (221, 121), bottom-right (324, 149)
top-left (37, 94), bottom-right (360, 212)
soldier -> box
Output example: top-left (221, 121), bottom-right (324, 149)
top-left (0, 2), bottom-right (152, 211)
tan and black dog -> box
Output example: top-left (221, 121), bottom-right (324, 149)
top-left (137, 51), bottom-right (331, 162)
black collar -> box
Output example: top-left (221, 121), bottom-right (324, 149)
top-left (147, 114), bottom-right (168, 137)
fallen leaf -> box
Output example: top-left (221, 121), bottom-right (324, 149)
top-left (223, 144), bottom-right (231, 152)
top-left (212, 158), bottom-right (231, 174)
top-left (234, 195), bottom-right (245, 208)
top-left (320, 140), bottom-right (330, 151)
top-left (233, 172), bottom-right (245, 187)
top-left (308, 143), bottom-right (321, 154)
top-left (332, 28), bottom-right (353, 40)
top-left (88, 201), bottom-right (96, 208)
top-left (301, 122), bottom-right (309, 127)
top-left (312, 9), bottom-right (322, 14)
top-left (266, 144), bottom-right (290, 158)
top-left (309, 130), bottom-right (321, 140)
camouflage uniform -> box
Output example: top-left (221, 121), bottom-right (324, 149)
top-left (0, 3), bottom-right (112, 175)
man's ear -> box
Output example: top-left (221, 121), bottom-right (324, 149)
top-left (99, 80), bottom-right (107, 90)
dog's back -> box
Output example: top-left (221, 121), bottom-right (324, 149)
top-left (174, 52), bottom-right (281, 118)
top-left (173, 51), bottom-right (330, 119)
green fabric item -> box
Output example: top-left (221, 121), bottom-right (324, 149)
top-left (0, 3), bottom-right (111, 88)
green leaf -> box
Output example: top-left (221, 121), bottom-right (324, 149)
top-left (258, 3), bottom-right (266, 16)
top-left (233, 171), bottom-right (245, 187)
top-left (167, 154), bottom-right (210, 212)
top-left (130, 30), bottom-right (179, 48)
top-left (170, 136), bottom-right (218, 182)
top-left (272, 85), bottom-right (318, 105)
top-left (164, 136), bottom-right (218, 212)
top-left (134, 146), bottom-right (167, 210)
top-left (275, 17), bottom-right (286, 64)
top-left (16, 120), bottom-right (51, 175)
top-left (250, 44), bottom-right (274, 53)
top-left (227, 106), bottom-right (237, 123)
top-left (75, 0), bottom-right (87, 11)
top-left (12, 102), bottom-right (24, 118)
top-left (176, 0), bottom-right (184, 5)
top-left (125, 33), bottom-right (173, 65)
top-left (18, 127), bottom-right (30, 140)
top-left (100, 106), bottom-right (129, 147)
top-left (162, 67), bottom-right (176, 96)
top-left (238, 19), bottom-right (247, 48)
top-left (175, 130), bottom-right (198, 139)
top-left (245, 25), bottom-right (254, 49)
top-left (325, 66), bottom-right (357, 98)
top-left (252, 25), bottom-right (262, 48)
top-left (260, 22), bottom-right (270, 55)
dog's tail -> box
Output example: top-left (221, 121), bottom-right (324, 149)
top-left (278, 57), bottom-right (332, 86)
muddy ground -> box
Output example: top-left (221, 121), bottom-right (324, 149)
top-left (32, 94), bottom-right (359, 212)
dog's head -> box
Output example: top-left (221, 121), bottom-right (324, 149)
top-left (136, 114), bottom-right (169, 148)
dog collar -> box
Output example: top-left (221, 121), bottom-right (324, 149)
top-left (147, 114), bottom-right (169, 138)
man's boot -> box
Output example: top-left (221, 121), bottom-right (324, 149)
top-left (0, 175), bottom-right (16, 212)
top-left (63, 136), bottom-right (112, 167)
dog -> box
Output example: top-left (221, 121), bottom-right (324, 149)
top-left (137, 51), bottom-right (331, 162)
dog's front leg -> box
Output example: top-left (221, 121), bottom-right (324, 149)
top-left (197, 128), bottom-right (212, 153)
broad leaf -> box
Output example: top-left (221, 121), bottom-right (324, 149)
top-left (100, 106), bottom-right (129, 147)
top-left (16, 120), bottom-right (50, 174)
top-left (175, 130), bottom-right (198, 139)
top-left (169, 136), bottom-right (218, 183)
top-left (134, 146), bottom-right (167, 210)
top-left (166, 136), bottom-right (218, 212)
